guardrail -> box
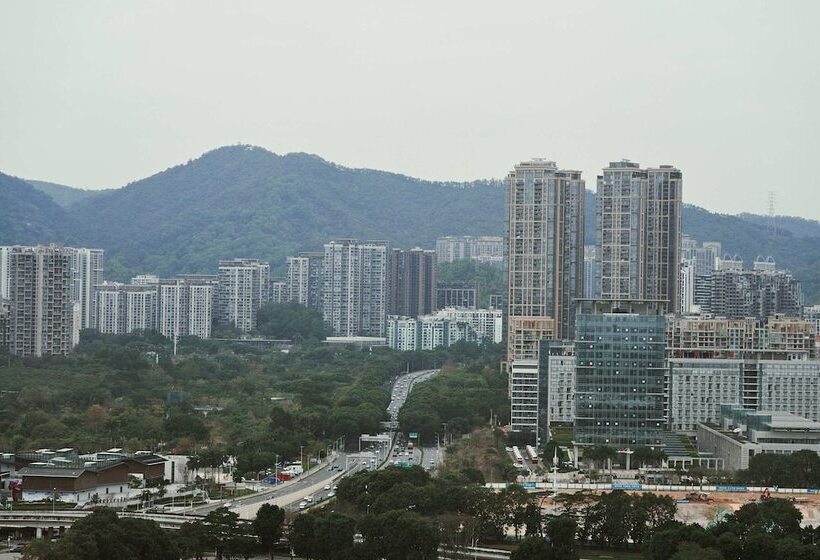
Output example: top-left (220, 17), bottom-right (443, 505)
top-left (0, 509), bottom-right (198, 529)
top-left (486, 481), bottom-right (820, 495)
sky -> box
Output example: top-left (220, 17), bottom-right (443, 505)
top-left (1, 1), bottom-right (819, 218)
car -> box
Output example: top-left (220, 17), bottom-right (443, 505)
top-left (328, 490), bottom-right (336, 498)
top-left (324, 484), bottom-right (331, 490)
top-left (332, 485), bottom-right (338, 491)
top-left (305, 495), bottom-right (314, 502)
top-left (299, 501), bottom-right (308, 510)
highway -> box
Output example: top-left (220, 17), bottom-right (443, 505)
top-left (382, 368), bottom-right (439, 470)
top-left (210, 369), bottom-right (440, 517)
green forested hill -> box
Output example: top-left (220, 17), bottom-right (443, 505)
top-left (26, 180), bottom-right (105, 208)
top-left (3, 147), bottom-right (820, 302)
top-left (0, 172), bottom-right (78, 245)
top-left (68, 145), bottom-right (505, 279)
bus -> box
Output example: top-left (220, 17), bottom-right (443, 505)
top-left (512, 446), bottom-right (524, 466)
top-left (525, 445), bottom-right (539, 464)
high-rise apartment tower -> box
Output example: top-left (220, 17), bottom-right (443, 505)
top-left (596, 161), bottom-right (682, 310)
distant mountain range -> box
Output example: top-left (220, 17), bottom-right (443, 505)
top-left (1, 144), bottom-right (819, 303)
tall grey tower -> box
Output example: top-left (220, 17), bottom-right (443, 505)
top-left (8, 245), bottom-right (74, 357)
top-left (596, 161), bottom-right (682, 311)
top-left (505, 159), bottom-right (585, 439)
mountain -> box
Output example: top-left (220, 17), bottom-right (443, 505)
top-left (0, 172), bottom-right (77, 244)
top-left (69, 145), bottom-right (505, 279)
top-left (25, 180), bottom-right (105, 208)
top-left (737, 212), bottom-right (820, 239)
top-left (4, 146), bottom-right (820, 303)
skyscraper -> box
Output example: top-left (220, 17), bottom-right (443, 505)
top-left (574, 300), bottom-right (667, 446)
top-left (7, 245), bottom-right (74, 357)
top-left (322, 239), bottom-right (388, 337)
top-left (506, 159), bottom-right (585, 359)
top-left (597, 161), bottom-right (682, 310)
top-left (217, 259), bottom-right (270, 332)
top-left (505, 159), bottom-right (584, 439)
top-left (69, 248), bottom-right (104, 330)
top-left (388, 248), bottom-right (436, 317)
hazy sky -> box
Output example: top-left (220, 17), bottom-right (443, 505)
top-left (1, 1), bottom-right (819, 218)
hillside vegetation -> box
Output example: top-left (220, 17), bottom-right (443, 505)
top-left (2, 146), bottom-right (820, 301)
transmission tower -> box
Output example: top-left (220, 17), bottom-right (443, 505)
top-left (767, 190), bottom-right (777, 237)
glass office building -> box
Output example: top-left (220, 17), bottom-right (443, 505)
top-left (575, 300), bottom-right (667, 445)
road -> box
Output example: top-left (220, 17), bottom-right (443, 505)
top-left (194, 369), bottom-right (440, 518)
top-left (382, 369), bottom-right (439, 470)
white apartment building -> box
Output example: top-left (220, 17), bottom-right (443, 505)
top-left (217, 259), bottom-right (269, 332)
top-left (323, 240), bottom-right (388, 337)
top-left (70, 248), bottom-right (104, 330)
top-left (433, 307), bottom-right (503, 343)
top-left (546, 352), bottom-right (576, 426)
top-left (157, 278), bottom-right (214, 340)
top-left (386, 316), bottom-right (418, 351)
top-left (509, 359), bottom-right (540, 436)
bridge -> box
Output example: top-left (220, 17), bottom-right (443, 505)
top-left (0, 510), bottom-right (198, 537)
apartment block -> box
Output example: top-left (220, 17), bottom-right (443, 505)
top-left (286, 252), bottom-right (324, 310)
top-left (95, 282), bottom-right (158, 335)
top-left (157, 277), bottom-right (215, 340)
top-left (437, 283), bottom-right (477, 310)
top-left (506, 158), bottom-right (584, 357)
top-left (435, 236), bottom-right (504, 266)
top-left (388, 248), bottom-right (436, 317)
top-left (69, 248), bottom-right (104, 330)
top-left (542, 341), bottom-right (576, 428)
top-left (217, 259), bottom-right (269, 332)
top-left (707, 268), bottom-right (802, 320)
top-left (322, 240), bottom-right (389, 337)
top-left (7, 245), bottom-right (74, 357)
top-left (597, 161), bottom-right (682, 310)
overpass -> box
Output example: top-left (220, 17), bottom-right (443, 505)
top-left (0, 510), bottom-right (197, 538)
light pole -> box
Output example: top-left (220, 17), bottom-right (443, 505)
top-left (300, 445), bottom-right (304, 473)
top-left (52, 488), bottom-right (56, 513)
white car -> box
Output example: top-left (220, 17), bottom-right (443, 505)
top-left (324, 484), bottom-right (331, 491)
top-left (299, 501), bottom-right (308, 509)
top-left (305, 495), bottom-right (314, 502)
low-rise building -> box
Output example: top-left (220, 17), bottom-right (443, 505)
top-left (697, 405), bottom-right (820, 470)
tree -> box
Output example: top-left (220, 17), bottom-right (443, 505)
top-left (741, 532), bottom-right (778, 560)
top-left (545, 515), bottom-right (579, 560)
top-left (257, 302), bottom-right (330, 341)
top-left (289, 514), bottom-right (317, 560)
top-left (253, 503), bottom-right (285, 559)
top-left (44, 509), bottom-right (178, 560)
top-left (510, 537), bottom-right (551, 560)
top-left (717, 499), bottom-right (803, 540)
top-left (671, 542), bottom-right (724, 560)
top-left (202, 507), bottom-right (255, 560)
top-left (359, 510), bottom-right (439, 560)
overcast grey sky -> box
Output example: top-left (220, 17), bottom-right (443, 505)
top-left (1, 1), bottom-right (818, 218)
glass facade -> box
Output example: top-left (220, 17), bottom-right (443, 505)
top-left (575, 304), bottom-right (667, 445)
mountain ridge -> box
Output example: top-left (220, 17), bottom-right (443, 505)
top-left (2, 145), bottom-right (819, 302)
